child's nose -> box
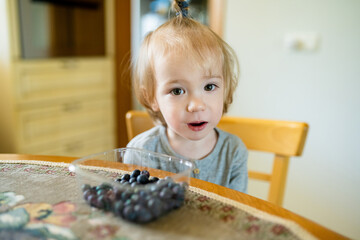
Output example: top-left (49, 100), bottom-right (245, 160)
top-left (187, 97), bottom-right (205, 112)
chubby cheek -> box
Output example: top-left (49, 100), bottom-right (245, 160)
top-left (213, 105), bottom-right (223, 125)
top-left (208, 91), bottom-right (224, 113)
top-left (159, 103), bottom-right (180, 124)
top-left (163, 114), bottom-right (179, 130)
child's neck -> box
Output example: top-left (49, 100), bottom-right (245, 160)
top-left (166, 128), bottom-right (218, 160)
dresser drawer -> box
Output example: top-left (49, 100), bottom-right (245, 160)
top-left (14, 59), bottom-right (113, 105)
top-left (18, 98), bottom-right (115, 147)
top-left (21, 131), bottom-right (115, 157)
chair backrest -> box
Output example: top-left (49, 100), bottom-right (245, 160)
top-left (125, 110), bottom-right (309, 206)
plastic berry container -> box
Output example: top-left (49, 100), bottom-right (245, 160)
top-left (69, 147), bottom-right (194, 223)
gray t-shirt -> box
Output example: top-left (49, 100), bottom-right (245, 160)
top-left (126, 125), bottom-right (248, 193)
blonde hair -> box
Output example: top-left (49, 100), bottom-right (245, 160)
top-left (133, 1), bottom-right (239, 125)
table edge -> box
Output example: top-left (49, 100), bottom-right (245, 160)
top-left (0, 154), bottom-right (349, 240)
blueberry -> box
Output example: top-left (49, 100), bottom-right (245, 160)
top-left (149, 176), bottom-right (159, 183)
top-left (87, 195), bottom-right (99, 207)
top-left (133, 188), bottom-right (140, 193)
top-left (130, 169), bottom-right (141, 179)
top-left (106, 189), bottom-right (115, 201)
top-left (156, 178), bottom-right (166, 186)
top-left (81, 184), bottom-right (91, 192)
top-left (129, 177), bottom-right (137, 184)
top-left (179, 182), bottom-right (189, 190)
top-left (167, 182), bottom-right (176, 189)
top-left (159, 187), bottom-right (173, 200)
top-left (114, 201), bottom-right (124, 216)
top-left (172, 184), bottom-right (185, 197)
top-left (97, 195), bottom-right (112, 210)
top-left (138, 190), bottom-right (148, 199)
top-left (98, 183), bottom-right (113, 190)
top-left (124, 199), bottom-right (133, 206)
top-left (150, 185), bottom-right (159, 192)
top-left (96, 188), bottom-right (108, 196)
top-left (84, 178), bottom-right (189, 223)
top-left (147, 198), bottom-right (163, 218)
top-left (130, 194), bottom-right (140, 204)
top-left (113, 187), bottom-right (122, 196)
top-left (150, 191), bottom-right (159, 199)
top-left (162, 201), bottom-right (174, 211)
top-left (123, 205), bottom-right (137, 221)
top-left (121, 174), bottom-right (131, 181)
top-left (134, 204), bottom-right (153, 223)
top-left (83, 189), bottom-right (94, 200)
top-left (173, 199), bottom-right (184, 209)
top-left (121, 191), bottom-right (131, 201)
top-left (137, 174), bottom-right (149, 184)
top-left (140, 170), bottom-right (150, 178)
top-left (122, 181), bottom-right (130, 186)
top-left (131, 182), bottom-right (138, 188)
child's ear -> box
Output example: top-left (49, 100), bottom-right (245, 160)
top-left (151, 100), bottom-right (160, 112)
top-left (142, 87), bottom-right (159, 112)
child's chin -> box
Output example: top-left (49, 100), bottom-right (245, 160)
top-left (184, 131), bottom-right (210, 142)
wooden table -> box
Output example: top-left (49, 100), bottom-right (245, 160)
top-left (1, 154), bottom-right (349, 240)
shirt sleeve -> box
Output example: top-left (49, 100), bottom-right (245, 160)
top-left (229, 143), bottom-right (248, 193)
top-left (126, 126), bottom-right (161, 152)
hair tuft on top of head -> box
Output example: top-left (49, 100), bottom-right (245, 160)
top-left (172, 0), bottom-right (189, 18)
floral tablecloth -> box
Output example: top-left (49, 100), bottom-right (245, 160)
top-left (0, 160), bottom-right (317, 240)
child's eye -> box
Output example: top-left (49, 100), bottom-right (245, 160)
top-left (170, 88), bottom-right (184, 95)
top-left (204, 84), bottom-right (216, 91)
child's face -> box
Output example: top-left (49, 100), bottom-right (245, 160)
top-left (152, 53), bottom-right (224, 142)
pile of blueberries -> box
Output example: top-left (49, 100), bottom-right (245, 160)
top-left (81, 169), bottom-right (187, 223)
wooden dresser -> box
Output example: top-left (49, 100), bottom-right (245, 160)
top-left (0, 0), bottom-right (116, 157)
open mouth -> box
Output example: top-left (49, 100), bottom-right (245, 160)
top-left (187, 121), bottom-right (208, 131)
top-left (190, 122), bottom-right (206, 127)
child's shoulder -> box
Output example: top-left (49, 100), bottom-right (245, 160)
top-left (215, 127), bottom-right (246, 149)
top-left (127, 125), bottom-right (165, 149)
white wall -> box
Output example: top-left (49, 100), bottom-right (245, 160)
top-left (224, 0), bottom-right (360, 239)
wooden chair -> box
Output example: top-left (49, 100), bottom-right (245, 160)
top-left (125, 110), bottom-right (309, 206)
